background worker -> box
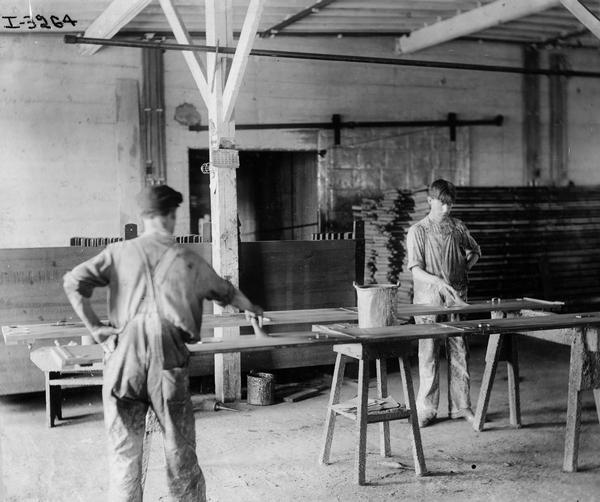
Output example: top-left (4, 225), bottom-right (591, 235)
top-left (406, 179), bottom-right (481, 428)
top-left (63, 184), bottom-right (264, 502)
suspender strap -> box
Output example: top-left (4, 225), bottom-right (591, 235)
top-left (131, 240), bottom-right (180, 317)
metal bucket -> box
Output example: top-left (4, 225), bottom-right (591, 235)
top-left (247, 371), bottom-right (275, 406)
top-left (353, 282), bottom-right (399, 328)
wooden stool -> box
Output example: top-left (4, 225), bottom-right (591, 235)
top-left (319, 341), bottom-right (426, 485)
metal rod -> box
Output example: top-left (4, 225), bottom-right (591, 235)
top-left (64, 35), bottom-right (600, 78)
top-left (189, 115), bottom-right (503, 132)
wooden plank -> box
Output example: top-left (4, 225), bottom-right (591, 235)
top-left (3, 308), bottom-right (359, 345)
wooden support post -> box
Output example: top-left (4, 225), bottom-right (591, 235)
top-left (549, 53), bottom-right (569, 186)
top-left (205, 0), bottom-right (241, 402)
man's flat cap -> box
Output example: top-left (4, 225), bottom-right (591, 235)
top-left (137, 185), bottom-right (183, 214)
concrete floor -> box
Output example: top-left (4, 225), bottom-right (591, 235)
top-left (1, 337), bottom-right (599, 502)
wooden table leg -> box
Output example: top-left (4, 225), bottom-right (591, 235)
top-left (376, 358), bottom-right (391, 457)
top-left (355, 359), bottom-right (369, 485)
top-left (399, 355), bottom-right (426, 476)
top-left (505, 335), bottom-right (522, 428)
top-left (319, 353), bottom-right (347, 465)
top-left (45, 372), bottom-right (61, 428)
top-left (474, 333), bottom-right (503, 431)
top-left (563, 333), bottom-right (584, 472)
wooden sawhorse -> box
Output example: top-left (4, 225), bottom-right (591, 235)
top-left (474, 315), bottom-right (600, 472)
top-left (319, 340), bottom-right (426, 485)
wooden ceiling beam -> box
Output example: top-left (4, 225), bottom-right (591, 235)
top-left (81, 0), bottom-right (153, 56)
top-left (397, 0), bottom-right (561, 54)
top-left (560, 0), bottom-right (600, 39)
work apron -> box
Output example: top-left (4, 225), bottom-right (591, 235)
top-left (102, 242), bottom-right (205, 502)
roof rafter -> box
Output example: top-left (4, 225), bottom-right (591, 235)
top-left (559, 0), bottom-right (600, 39)
top-left (396, 0), bottom-right (561, 54)
top-left (260, 0), bottom-right (338, 38)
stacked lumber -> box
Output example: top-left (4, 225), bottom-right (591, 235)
top-left (356, 186), bottom-right (600, 307)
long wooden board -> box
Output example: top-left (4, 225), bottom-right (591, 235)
top-left (3, 298), bottom-right (554, 345)
top-left (31, 311), bottom-right (600, 371)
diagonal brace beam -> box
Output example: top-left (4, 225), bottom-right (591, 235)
top-left (158, 0), bottom-right (212, 111)
top-left (222, 0), bottom-right (265, 123)
top-left (81, 0), bottom-right (153, 56)
top-left (560, 0), bottom-right (600, 39)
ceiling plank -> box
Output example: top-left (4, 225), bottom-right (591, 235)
top-left (559, 0), bottom-right (600, 39)
top-left (260, 0), bottom-right (338, 37)
top-left (396, 0), bottom-right (561, 54)
top-left (158, 0), bottom-right (211, 110)
top-left (222, 0), bottom-right (265, 123)
top-left (81, 0), bottom-right (153, 56)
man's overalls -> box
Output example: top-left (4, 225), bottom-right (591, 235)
top-left (102, 241), bottom-right (205, 502)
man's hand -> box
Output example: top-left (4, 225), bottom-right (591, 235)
top-left (436, 280), bottom-right (468, 307)
top-left (91, 324), bottom-right (119, 354)
top-left (244, 305), bottom-right (264, 328)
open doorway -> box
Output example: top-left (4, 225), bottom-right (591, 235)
top-left (189, 150), bottom-right (318, 241)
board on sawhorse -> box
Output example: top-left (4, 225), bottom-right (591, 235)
top-left (473, 309), bottom-right (600, 472)
top-left (30, 345), bottom-right (103, 427)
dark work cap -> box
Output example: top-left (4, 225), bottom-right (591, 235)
top-left (137, 185), bottom-right (183, 214)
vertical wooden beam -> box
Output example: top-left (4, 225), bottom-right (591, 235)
top-left (206, 0), bottom-right (241, 402)
top-left (522, 47), bottom-right (541, 185)
top-left (549, 53), bottom-right (569, 185)
top-left (116, 79), bottom-right (143, 232)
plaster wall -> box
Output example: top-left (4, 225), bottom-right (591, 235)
top-left (1, 35), bottom-right (600, 247)
top-left (0, 36), bottom-right (142, 248)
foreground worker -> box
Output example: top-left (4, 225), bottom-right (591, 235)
top-left (406, 179), bottom-right (481, 428)
top-left (63, 185), bottom-right (264, 501)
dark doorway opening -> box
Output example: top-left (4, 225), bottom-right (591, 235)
top-left (189, 150), bottom-right (318, 241)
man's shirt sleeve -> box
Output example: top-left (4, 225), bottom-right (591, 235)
top-left (197, 260), bottom-right (237, 307)
top-left (406, 225), bottom-right (425, 271)
top-left (63, 248), bottom-right (112, 299)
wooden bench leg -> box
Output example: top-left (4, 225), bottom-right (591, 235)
top-left (355, 359), bottom-right (369, 485)
top-left (376, 358), bottom-right (391, 457)
top-left (399, 355), bottom-right (426, 476)
top-left (45, 372), bottom-right (62, 428)
top-left (594, 389), bottom-right (600, 424)
top-left (563, 334), bottom-right (584, 472)
top-left (505, 335), bottom-right (521, 428)
top-left (319, 353), bottom-right (347, 465)
top-left (474, 333), bottom-right (503, 431)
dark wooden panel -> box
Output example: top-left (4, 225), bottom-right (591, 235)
top-left (239, 240), bottom-right (357, 310)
